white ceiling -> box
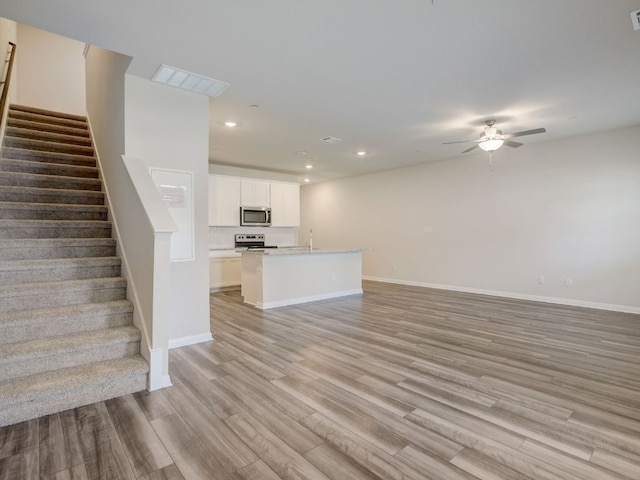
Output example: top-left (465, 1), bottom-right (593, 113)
top-left (2, 0), bottom-right (640, 183)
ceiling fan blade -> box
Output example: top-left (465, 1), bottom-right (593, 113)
top-left (504, 140), bottom-right (523, 148)
top-left (504, 127), bottom-right (546, 139)
top-left (462, 145), bottom-right (479, 153)
top-left (443, 139), bottom-right (476, 145)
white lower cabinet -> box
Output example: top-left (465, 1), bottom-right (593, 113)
top-left (209, 256), bottom-right (242, 289)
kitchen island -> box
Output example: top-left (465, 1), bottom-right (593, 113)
top-left (241, 248), bottom-right (363, 309)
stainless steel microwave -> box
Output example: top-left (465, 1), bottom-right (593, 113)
top-left (240, 206), bottom-right (271, 226)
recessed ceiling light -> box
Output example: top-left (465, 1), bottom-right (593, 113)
top-left (296, 151), bottom-right (308, 156)
top-left (224, 121), bottom-right (237, 127)
top-left (356, 151), bottom-right (367, 156)
top-left (305, 164), bottom-right (313, 169)
top-left (304, 178), bottom-right (310, 183)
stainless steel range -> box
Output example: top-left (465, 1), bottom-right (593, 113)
top-left (234, 234), bottom-right (278, 250)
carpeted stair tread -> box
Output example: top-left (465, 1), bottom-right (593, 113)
top-left (0, 201), bottom-right (107, 220)
top-left (0, 218), bottom-right (112, 239)
top-left (0, 356), bottom-right (149, 427)
top-left (0, 185), bottom-right (104, 205)
top-left (1, 147), bottom-right (96, 167)
top-left (0, 158), bottom-right (99, 178)
top-left (0, 256), bottom-right (121, 284)
top-left (0, 171), bottom-right (102, 191)
top-left (2, 136), bottom-right (94, 156)
top-left (0, 277), bottom-right (127, 313)
top-left (0, 325), bottom-right (139, 360)
top-left (0, 300), bottom-right (133, 346)
top-left (7, 117), bottom-right (91, 138)
top-left (0, 238), bottom-right (115, 260)
top-left (0, 326), bottom-right (141, 383)
top-left (9, 104), bottom-right (87, 122)
top-left (4, 127), bottom-right (93, 147)
top-left (0, 202), bottom-right (107, 221)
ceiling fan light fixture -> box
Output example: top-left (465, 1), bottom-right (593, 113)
top-left (479, 138), bottom-right (504, 152)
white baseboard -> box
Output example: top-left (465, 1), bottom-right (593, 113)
top-left (363, 276), bottom-right (640, 315)
top-left (252, 289), bottom-right (363, 310)
top-left (168, 332), bottom-right (214, 350)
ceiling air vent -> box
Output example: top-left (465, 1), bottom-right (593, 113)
top-left (321, 136), bottom-right (343, 144)
top-left (152, 65), bottom-right (230, 97)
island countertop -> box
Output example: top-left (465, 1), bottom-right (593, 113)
top-left (242, 247), bottom-right (364, 256)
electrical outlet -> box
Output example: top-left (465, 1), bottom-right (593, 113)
top-left (565, 277), bottom-right (573, 287)
top-left (538, 276), bottom-right (545, 285)
top-left (392, 263), bottom-right (397, 271)
top-left (423, 226), bottom-right (433, 234)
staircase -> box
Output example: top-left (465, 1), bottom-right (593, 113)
top-left (0, 105), bottom-right (148, 427)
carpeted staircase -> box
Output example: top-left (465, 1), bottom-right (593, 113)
top-left (0, 104), bottom-right (148, 427)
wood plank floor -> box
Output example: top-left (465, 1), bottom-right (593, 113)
top-left (2, 281), bottom-right (640, 479)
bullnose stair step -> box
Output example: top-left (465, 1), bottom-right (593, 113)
top-left (0, 219), bottom-right (111, 239)
top-left (0, 277), bottom-right (127, 313)
top-left (0, 326), bottom-right (141, 382)
top-left (1, 147), bottom-right (97, 168)
top-left (0, 201), bottom-right (107, 221)
top-left (0, 300), bottom-right (133, 345)
top-left (0, 256), bottom-right (121, 285)
top-left (3, 136), bottom-right (94, 156)
top-left (0, 171), bottom-right (102, 191)
top-left (0, 238), bottom-right (116, 261)
top-left (0, 158), bottom-right (99, 178)
top-left (0, 356), bottom-right (149, 427)
top-left (0, 185), bottom-right (104, 205)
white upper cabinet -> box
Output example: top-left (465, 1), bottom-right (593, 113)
top-left (208, 175), bottom-right (240, 226)
top-left (241, 179), bottom-right (271, 207)
top-left (270, 181), bottom-right (300, 227)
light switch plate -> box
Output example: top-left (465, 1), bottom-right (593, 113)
top-left (631, 9), bottom-right (640, 31)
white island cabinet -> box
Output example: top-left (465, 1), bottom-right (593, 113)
top-left (241, 248), bottom-right (363, 309)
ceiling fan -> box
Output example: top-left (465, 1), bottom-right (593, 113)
top-left (444, 120), bottom-right (546, 153)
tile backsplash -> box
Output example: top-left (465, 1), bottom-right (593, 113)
top-left (209, 226), bottom-right (298, 249)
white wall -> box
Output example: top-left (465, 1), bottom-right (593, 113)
top-left (300, 126), bottom-right (640, 312)
top-left (125, 75), bottom-right (211, 346)
top-left (16, 24), bottom-right (85, 115)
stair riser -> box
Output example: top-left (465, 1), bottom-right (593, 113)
top-left (0, 160), bottom-right (99, 179)
top-left (0, 209), bottom-right (107, 221)
top-left (0, 244), bottom-right (115, 261)
top-left (0, 225), bottom-right (112, 239)
top-left (2, 147), bottom-right (96, 168)
top-left (0, 188), bottom-right (105, 205)
top-left (5, 129), bottom-right (93, 147)
top-left (0, 370), bottom-right (147, 428)
top-left (7, 119), bottom-right (91, 139)
top-left (0, 311), bottom-right (133, 345)
top-left (3, 137), bottom-right (94, 156)
top-left (0, 342), bottom-right (140, 383)
top-left (0, 285), bottom-right (126, 313)
top-left (0, 264), bottom-right (121, 285)
top-left (0, 174), bottom-right (102, 191)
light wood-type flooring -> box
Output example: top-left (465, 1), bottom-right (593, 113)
top-left (2, 281), bottom-right (640, 479)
